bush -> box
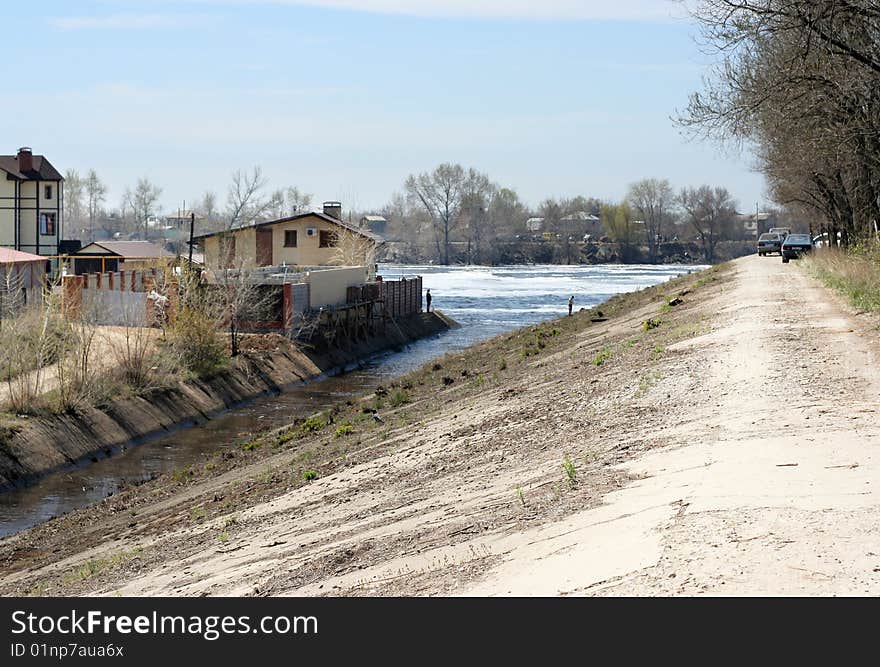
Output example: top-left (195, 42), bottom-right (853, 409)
top-left (298, 414), bottom-right (327, 436)
top-left (335, 423), bottom-right (354, 438)
top-left (168, 307), bottom-right (227, 378)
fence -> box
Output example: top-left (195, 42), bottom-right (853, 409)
top-left (62, 268), bottom-right (425, 340)
top-left (346, 276), bottom-right (422, 318)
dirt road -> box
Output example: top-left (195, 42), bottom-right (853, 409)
top-left (469, 254), bottom-right (880, 595)
top-left (2, 255), bottom-right (878, 596)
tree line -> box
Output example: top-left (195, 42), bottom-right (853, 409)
top-left (63, 161), bottom-right (773, 264)
top-left (391, 163), bottom-right (770, 264)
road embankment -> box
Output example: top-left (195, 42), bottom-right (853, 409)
top-left (0, 311), bottom-right (451, 490)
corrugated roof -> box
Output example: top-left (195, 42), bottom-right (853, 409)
top-left (0, 154), bottom-right (63, 181)
top-left (0, 248), bottom-right (46, 263)
top-left (76, 241), bottom-right (174, 258)
top-left (192, 211), bottom-right (385, 244)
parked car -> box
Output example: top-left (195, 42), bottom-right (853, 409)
top-left (757, 232), bottom-right (782, 256)
top-left (781, 233), bottom-right (813, 263)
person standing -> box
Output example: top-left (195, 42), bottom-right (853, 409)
top-left (568, 295), bottom-right (574, 316)
top-left (426, 289), bottom-right (432, 312)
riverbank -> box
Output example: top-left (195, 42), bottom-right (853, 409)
top-left (381, 239), bottom-right (755, 265)
top-left (4, 254), bottom-right (879, 596)
top-left (0, 311), bottom-right (451, 490)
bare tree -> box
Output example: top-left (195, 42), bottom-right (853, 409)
top-left (226, 166), bottom-right (269, 230)
top-left (680, 0), bottom-right (880, 244)
top-left (286, 186), bottom-right (313, 214)
top-left (460, 169), bottom-right (496, 265)
top-left (210, 264), bottom-right (276, 357)
top-left (129, 177), bottom-right (163, 239)
top-left (197, 191), bottom-right (220, 232)
top-left (63, 169), bottom-right (85, 239)
top-left (678, 185), bottom-right (737, 263)
top-left (627, 178), bottom-right (674, 263)
top-left (332, 228), bottom-right (379, 277)
top-left (405, 163), bottom-right (469, 265)
top-left (85, 169), bottom-right (107, 243)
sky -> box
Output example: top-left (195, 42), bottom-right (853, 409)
top-left (2, 0), bottom-right (768, 215)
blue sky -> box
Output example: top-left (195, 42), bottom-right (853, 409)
top-left (2, 0), bottom-right (767, 214)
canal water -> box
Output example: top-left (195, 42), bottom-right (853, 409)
top-left (0, 262), bottom-right (702, 538)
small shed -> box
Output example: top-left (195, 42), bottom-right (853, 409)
top-left (0, 248), bottom-right (48, 309)
top-left (72, 240), bottom-right (175, 275)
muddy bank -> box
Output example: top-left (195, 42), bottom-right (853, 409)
top-left (0, 311), bottom-right (452, 489)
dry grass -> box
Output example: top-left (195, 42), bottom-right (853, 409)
top-left (806, 247), bottom-right (880, 313)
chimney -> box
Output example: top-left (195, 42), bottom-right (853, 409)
top-left (17, 147), bottom-right (33, 173)
top-left (322, 201), bottom-right (342, 220)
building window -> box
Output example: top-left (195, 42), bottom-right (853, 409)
top-left (319, 230), bottom-right (338, 248)
top-left (284, 230), bottom-right (298, 247)
top-left (40, 212), bottom-right (56, 236)
top-left (44, 184), bottom-right (53, 200)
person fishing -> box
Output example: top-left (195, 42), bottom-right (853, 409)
top-left (426, 289), bottom-right (433, 312)
top-left (568, 295), bottom-right (574, 316)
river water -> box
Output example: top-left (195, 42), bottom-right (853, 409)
top-left (0, 262), bottom-right (701, 538)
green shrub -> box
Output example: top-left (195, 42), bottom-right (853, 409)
top-left (302, 469), bottom-right (318, 482)
top-left (335, 423), bottom-right (354, 438)
top-left (298, 414), bottom-right (327, 436)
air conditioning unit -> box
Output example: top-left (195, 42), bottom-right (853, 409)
top-left (306, 227), bottom-right (317, 237)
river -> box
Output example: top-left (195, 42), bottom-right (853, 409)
top-left (0, 262), bottom-right (702, 538)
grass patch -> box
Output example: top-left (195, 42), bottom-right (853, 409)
top-left (302, 469), bottom-right (318, 482)
top-left (592, 346), bottom-right (613, 367)
top-left (563, 454), bottom-right (578, 489)
top-left (389, 390), bottom-right (411, 407)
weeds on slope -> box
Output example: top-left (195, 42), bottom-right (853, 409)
top-left (806, 247), bottom-right (880, 313)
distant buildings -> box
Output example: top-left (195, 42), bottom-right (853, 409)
top-left (736, 211), bottom-right (777, 238)
top-left (561, 211), bottom-right (602, 237)
top-left (526, 217), bottom-right (544, 232)
top-left (0, 147), bottom-right (63, 258)
top-left (360, 215), bottom-right (387, 236)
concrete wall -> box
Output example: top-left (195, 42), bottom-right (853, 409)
top-left (305, 266), bottom-right (367, 307)
top-left (82, 289), bottom-right (148, 326)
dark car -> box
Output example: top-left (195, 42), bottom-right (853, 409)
top-left (781, 233), bottom-right (813, 263)
top-left (757, 232), bottom-right (782, 256)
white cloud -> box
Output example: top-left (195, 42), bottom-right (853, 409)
top-left (107, 0), bottom-right (681, 22)
top-left (276, 0), bottom-right (679, 20)
top-left (51, 13), bottom-right (209, 30)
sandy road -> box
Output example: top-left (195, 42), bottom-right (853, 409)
top-left (466, 254), bottom-right (880, 595)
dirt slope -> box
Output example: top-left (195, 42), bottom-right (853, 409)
top-left (2, 255), bottom-right (878, 596)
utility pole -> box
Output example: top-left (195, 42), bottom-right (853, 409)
top-left (188, 211), bottom-right (195, 267)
